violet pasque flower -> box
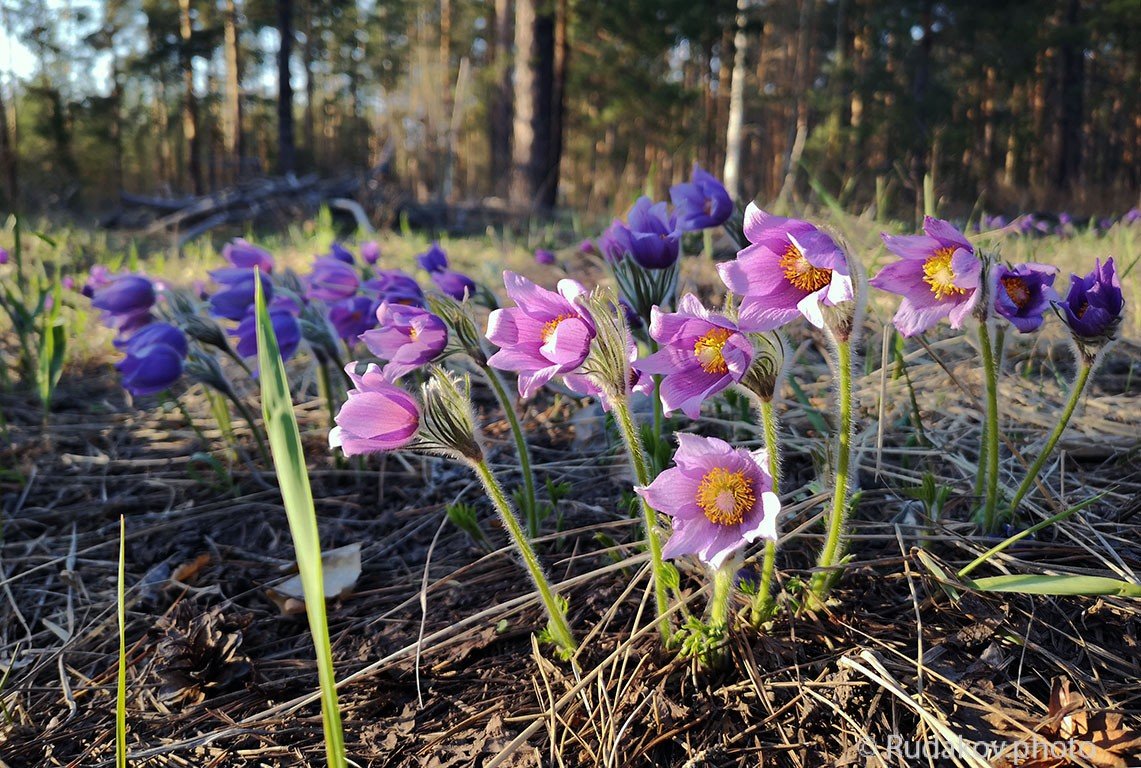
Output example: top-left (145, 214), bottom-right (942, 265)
top-left (115, 322), bottom-right (188, 397)
top-left (417, 242), bottom-right (449, 273)
top-left (636, 433), bottom-right (780, 569)
top-left (307, 256), bottom-right (360, 302)
top-left (209, 268), bottom-right (273, 321)
top-left (719, 205), bottom-right (853, 331)
top-left (329, 363), bottom-right (420, 455)
top-left (82, 265), bottom-right (112, 298)
top-left (614, 197), bottom-right (680, 269)
top-left (328, 296), bottom-right (377, 342)
top-left (868, 216), bottom-right (982, 337)
top-left (361, 302), bottom-right (449, 381)
top-left (633, 294), bottom-right (752, 418)
top-left (329, 243), bottom-right (355, 264)
top-left (223, 239), bottom-right (274, 271)
top-left (1057, 257), bottom-right (1124, 343)
top-left (364, 269), bottom-right (424, 306)
top-left (534, 248), bottom-right (556, 266)
top-left (486, 271), bottom-right (595, 398)
top-left (91, 275), bottom-right (157, 333)
top-left (431, 269), bottom-right (477, 301)
top-left (670, 164), bottom-right (733, 231)
top-left (360, 241), bottom-right (381, 265)
top-left (597, 221), bottom-right (628, 263)
top-left (993, 262), bottom-right (1058, 333)
top-left (232, 298), bottom-right (301, 361)
top-left (0, 246), bottom-right (8, 265)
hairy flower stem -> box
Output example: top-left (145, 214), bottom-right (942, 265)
top-left (1007, 360), bottom-right (1093, 518)
top-left (751, 398), bottom-right (781, 625)
top-left (317, 361), bottom-right (339, 432)
top-left (482, 364), bottom-right (541, 536)
top-left (226, 388), bottom-right (273, 468)
top-left (811, 337), bottom-right (853, 599)
top-left (471, 459), bottom-right (576, 656)
top-left (612, 392), bottom-right (672, 643)
top-left (709, 561), bottom-right (736, 632)
top-left (978, 322), bottom-right (1002, 532)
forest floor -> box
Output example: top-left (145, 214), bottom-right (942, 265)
top-left (1, 221), bottom-right (1140, 766)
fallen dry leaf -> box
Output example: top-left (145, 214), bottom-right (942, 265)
top-left (265, 543), bottom-right (362, 616)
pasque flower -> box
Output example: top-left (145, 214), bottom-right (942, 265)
top-left (115, 322), bottom-right (188, 397)
top-left (328, 296), bottom-right (377, 342)
top-left (868, 216), bottom-right (982, 337)
top-left (307, 256), bottom-right (360, 302)
top-left (0, 246), bottom-right (8, 265)
top-left (636, 433), bottom-right (780, 569)
top-left (718, 205), bottom-right (853, 331)
top-left (208, 268), bottom-right (274, 320)
top-left (597, 221), bottom-right (629, 263)
top-left (360, 241), bottom-right (381, 265)
top-left (417, 242), bottom-right (449, 273)
top-left (222, 239), bottom-right (274, 271)
top-left (1057, 257), bottom-right (1124, 343)
top-left (232, 297), bottom-right (301, 361)
top-left (329, 363), bottom-right (420, 455)
top-left (993, 262), bottom-right (1058, 333)
top-left (361, 302), bottom-right (449, 381)
top-left (534, 248), bottom-right (556, 266)
top-left (329, 243), bottom-right (355, 264)
top-left (91, 275), bottom-right (157, 333)
top-left (364, 269), bottom-right (424, 306)
top-left (633, 294), bottom-right (752, 418)
top-left (613, 197), bottom-right (681, 269)
top-left (431, 269), bottom-right (477, 301)
top-left (670, 164), bottom-right (733, 231)
top-left (486, 271), bottom-right (595, 398)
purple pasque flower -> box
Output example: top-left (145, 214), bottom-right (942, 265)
top-left (431, 269), bottom-right (478, 301)
top-left (360, 302), bottom-right (449, 381)
top-left (636, 433), bottom-right (780, 569)
top-left (417, 242), bottom-right (449, 273)
top-left (328, 296), bottom-right (378, 342)
top-left (91, 275), bottom-right (156, 316)
top-left (534, 248), bottom-right (556, 266)
top-left (613, 196), bottom-right (681, 269)
top-left (670, 163), bottom-right (733, 231)
top-left (633, 294), bottom-right (752, 418)
top-left (486, 271), bottom-right (595, 398)
top-left (0, 246), bottom-right (8, 265)
top-left (868, 216), bottom-right (982, 337)
top-left (232, 296), bottom-right (302, 361)
top-left (718, 204), bottom-right (853, 331)
top-left (993, 262), bottom-right (1058, 333)
top-left (329, 243), bottom-right (355, 264)
top-left (307, 256), bottom-right (360, 302)
top-left (597, 221), bottom-right (629, 263)
top-left (209, 267), bottom-right (274, 320)
top-left (329, 362), bottom-right (420, 455)
top-left (223, 238), bottom-right (275, 271)
top-left (364, 269), bottom-right (424, 306)
top-left (115, 322), bottom-right (188, 397)
top-left (82, 265), bottom-right (111, 298)
top-left (1057, 257), bottom-right (1124, 341)
top-left (360, 241), bottom-right (381, 265)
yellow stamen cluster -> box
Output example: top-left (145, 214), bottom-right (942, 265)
top-left (778, 241), bottom-right (833, 293)
top-left (696, 467), bottom-right (755, 526)
top-left (693, 327), bottom-right (734, 374)
top-left (1001, 276), bottom-right (1031, 309)
top-left (922, 247), bottom-right (968, 301)
top-left (541, 313), bottom-right (575, 343)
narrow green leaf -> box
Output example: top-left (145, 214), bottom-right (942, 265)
top-left (116, 515), bottom-right (127, 768)
top-left (254, 272), bottom-right (347, 768)
top-left (968, 574), bottom-right (1141, 597)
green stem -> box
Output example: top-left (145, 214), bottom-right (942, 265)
top-left (709, 561), bottom-right (735, 632)
top-left (611, 392), bottom-right (672, 642)
top-left (811, 338), bottom-right (853, 599)
top-left (472, 459), bottom-right (576, 656)
top-left (978, 322), bottom-right (1001, 532)
top-left (751, 398), bottom-right (781, 625)
top-left (227, 389), bottom-right (273, 468)
top-left (317, 360), bottom-right (338, 433)
top-left (1007, 361), bottom-right (1093, 518)
top-left (115, 515), bottom-right (127, 768)
top-left (482, 364), bottom-right (540, 537)
top-left (957, 495), bottom-right (1099, 579)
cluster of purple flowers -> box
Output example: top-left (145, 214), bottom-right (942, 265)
top-left (975, 208), bottom-right (1140, 238)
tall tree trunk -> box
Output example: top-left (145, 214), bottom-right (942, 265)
top-left (1054, 0), bottom-right (1083, 189)
top-left (222, 0), bottom-right (243, 180)
top-left (543, 0), bottom-right (568, 209)
top-left (302, 0), bottom-right (315, 165)
top-left (778, 0), bottom-right (814, 205)
top-left (909, 0), bottom-right (934, 221)
top-left (179, 0), bottom-right (203, 194)
top-left (0, 80), bottom-right (17, 207)
top-left (489, 0), bottom-right (513, 197)
top-left (277, 0), bottom-right (296, 175)
top-left (509, 0), bottom-right (555, 210)
top-left (723, 0), bottom-right (756, 202)
top-left (439, 0), bottom-right (454, 203)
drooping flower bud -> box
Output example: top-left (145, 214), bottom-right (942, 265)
top-left (417, 366), bottom-right (483, 463)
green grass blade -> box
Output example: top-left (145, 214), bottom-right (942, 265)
top-left (116, 515), bottom-right (127, 768)
top-left (253, 273), bottom-right (347, 768)
top-left (968, 573), bottom-right (1141, 597)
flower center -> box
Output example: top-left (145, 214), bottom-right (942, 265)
top-left (541, 313), bottom-right (575, 343)
top-left (408, 325), bottom-right (420, 341)
top-left (1076, 300), bottom-right (1089, 319)
top-left (778, 242), bottom-right (832, 293)
top-left (922, 247), bottom-right (968, 300)
top-left (696, 467), bottom-right (755, 526)
top-left (1001, 276), bottom-right (1031, 310)
top-left (693, 327), bottom-right (734, 374)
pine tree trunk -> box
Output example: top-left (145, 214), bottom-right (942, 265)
top-left (0, 81), bottom-right (17, 207)
top-left (277, 0), bottom-right (296, 175)
top-left (778, 0), bottom-right (814, 205)
top-left (723, 0), bottom-right (755, 202)
top-left (223, 0), bottom-right (244, 181)
top-left (179, 0), bottom-right (203, 194)
top-left (1054, 0), bottom-right (1083, 190)
top-left (490, 0), bottom-right (513, 197)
